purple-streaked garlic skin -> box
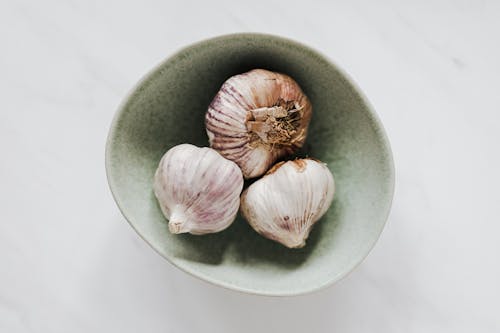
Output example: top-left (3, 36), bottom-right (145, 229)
top-left (153, 144), bottom-right (244, 235)
top-left (240, 158), bottom-right (335, 248)
top-left (206, 69), bottom-right (312, 179)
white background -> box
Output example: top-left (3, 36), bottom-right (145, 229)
top-left (1, 0), bottom-right (499, 332)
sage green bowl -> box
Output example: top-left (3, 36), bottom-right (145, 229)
top-left (105, 33), bottom-right (395, 296)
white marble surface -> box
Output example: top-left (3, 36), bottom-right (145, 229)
top-left (1, 0), bottom-right (500, 332)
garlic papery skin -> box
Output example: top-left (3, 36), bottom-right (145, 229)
top-left (240, 159), bottom-right (335, 248)
top-left (153, 144), bottom-right (244, 235)
top-left (205, 69), bottom-right (312, 179)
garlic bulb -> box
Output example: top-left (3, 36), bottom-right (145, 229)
top-left (240, 158), bottom-right (334, 248)
top-left (153, 144), bottom-right (244, 235)
top-left (206, 69), bottom-right (312, 179)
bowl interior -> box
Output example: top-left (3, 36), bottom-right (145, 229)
top-left (106, 34), bottom-right (394, 296)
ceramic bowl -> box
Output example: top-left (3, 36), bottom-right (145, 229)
top-left (105, 33), bottom-right (394, 296)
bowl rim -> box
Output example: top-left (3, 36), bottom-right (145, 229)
top-left (105, 32), bottom-right (395, 297)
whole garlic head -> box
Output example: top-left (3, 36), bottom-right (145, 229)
top-left (206, 69), bottom-right (312, 179)
top-left (240, 158), bottom-right (335, 248)
top-left (154, 144), bottom-right (244, 235)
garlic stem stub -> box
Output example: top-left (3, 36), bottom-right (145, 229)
top-left (153, 144), bottom-right (244, 235)
top-left (206, 69), bottom-right (312, 179)
top-left (240, 158), bottom-right (335, 248)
